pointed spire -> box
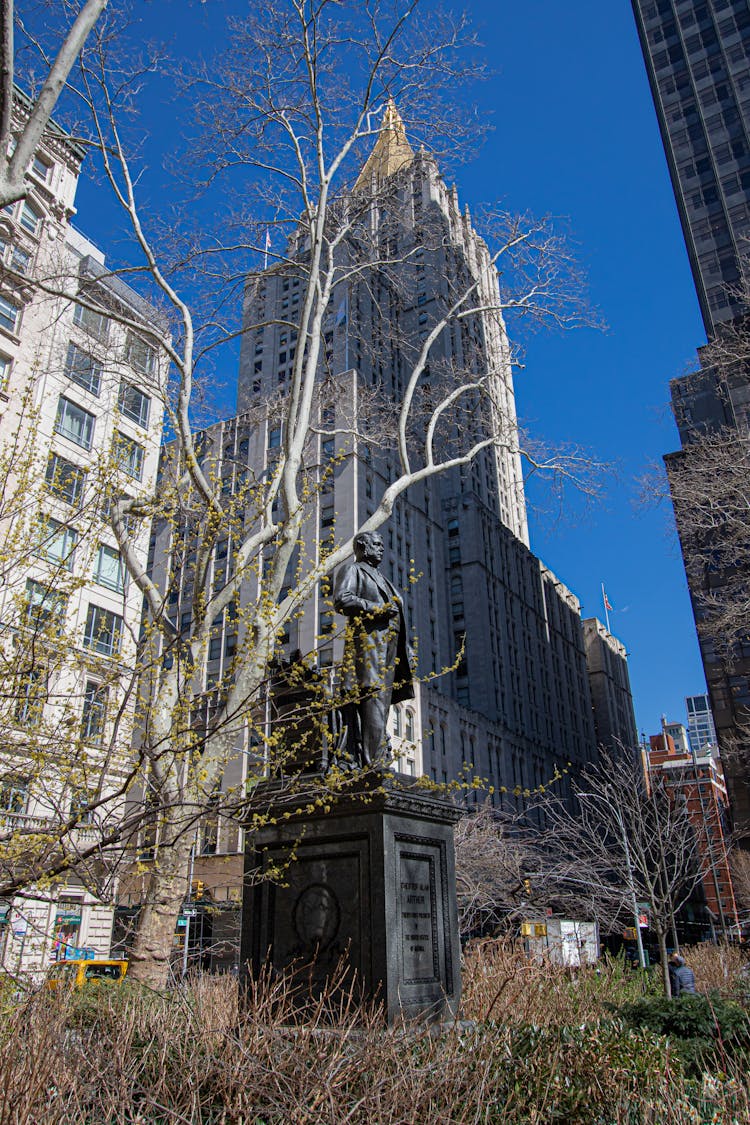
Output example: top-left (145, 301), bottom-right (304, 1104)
top-left (353, 98), bottom-right (415, 192)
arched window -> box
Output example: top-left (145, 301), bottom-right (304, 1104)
top-left (393, 708), bottom-right (402, 737)
top-left (405, 709), bottom-right (415, 742)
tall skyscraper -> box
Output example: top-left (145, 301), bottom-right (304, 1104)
top-left (632, 1), bottom-right (750, 334)
top-left (632, 0), bottom-right (750, 831)
top-left (137, 109), bottom-right (638, 968)
top-left (235, 109), bottom-right (633, 794)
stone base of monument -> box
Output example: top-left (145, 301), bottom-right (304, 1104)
top-left (240, 773), bottom-right (462, 1024)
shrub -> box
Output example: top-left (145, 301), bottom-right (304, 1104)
top-left (618, 992), bottom-right (750, 1075)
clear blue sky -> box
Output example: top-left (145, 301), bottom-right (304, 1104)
top-left (69, 0), bottom-right (707, 739)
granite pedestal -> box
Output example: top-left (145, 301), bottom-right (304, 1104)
top-left (240, 774), bottom-right (462, 1023)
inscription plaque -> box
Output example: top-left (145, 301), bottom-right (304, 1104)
top-left (399, 851), bottom-right (439, 984)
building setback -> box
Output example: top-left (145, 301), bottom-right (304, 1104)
top-left (0, 97), bottom-right (164, 975)
top-left (136, 108), bottom-right (638, 967)
top-left (583, 618), bottom-right (638, 756)
top-left (632, 0), bottom-right (750, 831)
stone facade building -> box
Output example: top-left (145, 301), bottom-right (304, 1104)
top-left (0, 101), bottom-right (164, 976)
top-left (138, 109), bottom-right (637, 966)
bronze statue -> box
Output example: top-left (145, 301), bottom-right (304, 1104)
top-left (333, 530), bottom-right (414, 767)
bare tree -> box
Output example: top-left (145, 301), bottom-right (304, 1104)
top-left (0, 0), bottom-right (107, 208)
top-left (2, 0), bottom-right (604, 987)
top-left (536, 751), bottom-right (704, 996)
top-left (665, 426), bottom-right (750, 661)
top-left (453, 805), bottom-right (540, 940)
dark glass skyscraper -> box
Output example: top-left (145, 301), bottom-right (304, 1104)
top-left (632, 0), bottom-right (750, 831)
top-left (632, 0), bottom-right (750, 334)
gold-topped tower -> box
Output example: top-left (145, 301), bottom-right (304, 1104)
top-left (353, 99), bottom-right (414, 191)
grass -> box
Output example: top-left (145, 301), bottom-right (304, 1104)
top-left (0, 942), bottom-right (748, 1124)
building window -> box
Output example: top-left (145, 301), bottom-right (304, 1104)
top-left (114, 431), bottom-right (145, 480)
top-left (25, 578), bottom-right (67, 630)
top-left (201, 798), bottom-right (220, 855)
top-left (45, 452), bottom-right (86, 505)
top-left (125, 332), bottom-right (157, 377)
top-left (36, 515), bottom-right (77, 569)
top-left (0, 353), bottom-right (10, 386)
top-left (118, 380), bottom-right (151, 428)
top-left (1, 776), bottom-right (28, 815)
top-left (268, 426), bottom-right (281, 449)
top-left (0, 294), bottom-right (20, 334)
top-left (93, 543), bottom-right (126, 593)
top-left (55, 396), bottom-right (95, 449)
top-left (7, 243), bottom-right (31, 274)
top-left (65, 342), bottom-right (102, 396)
top-left (31, 154), bottom-right (52, 182)
top-left (208, 635), bottom-right (222, 661)
top-left (73, 300), bottom-right (109, 342)
top-left (405, 709), bottom-right (415, 742)
top-left (19, 200), bottom-right (42, 236)
top-left (81, 681), bottom-right (108, 744)
top-left (83, 604), bottom-right (123, 656)
top-left (14, 668), bottom-right (46, 725)
top-left (70, 789), bottom-right (95, 825)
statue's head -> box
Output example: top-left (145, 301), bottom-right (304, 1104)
top-left (353, 531), bottom-right (384, 566)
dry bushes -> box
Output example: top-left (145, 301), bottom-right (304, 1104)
top-left (686, 941), bottom-right (749, 995)
top-left (0, 943), bottom-right (749, 1124)
top-left (461, 937), bottom-right (656, 1024)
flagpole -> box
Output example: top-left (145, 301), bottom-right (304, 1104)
top-left (601, 583), bottom-right (610, 633)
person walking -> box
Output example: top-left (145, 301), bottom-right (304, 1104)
top-left (668, 953), bottom-right (696, 997)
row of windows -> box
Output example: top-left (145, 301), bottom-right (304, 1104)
top-left (54, 394), bottom-right (146, 477)
top-left (72, 302), bottom-right (158, 375)
top-left (64, 342), bottom-right (152, 426)
top-left (34, 517), bottom-right (127, 592)
top-left (15, 669), bottom-right (109, 757)
top-left (392, 706), bottom-right (416, 741)
top-left (24, 579), bottom-right (124, 654)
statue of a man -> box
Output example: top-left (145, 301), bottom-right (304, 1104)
top-left (333, 530), bottom-right (414, 767)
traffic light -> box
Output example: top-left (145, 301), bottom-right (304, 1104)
top-left (522, 878), bottom-right (532, 897)
top-left (194, 880), bottom-right (205, 900)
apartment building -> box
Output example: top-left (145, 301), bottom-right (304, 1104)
top-left (0, 99), bottom-right (164, 975)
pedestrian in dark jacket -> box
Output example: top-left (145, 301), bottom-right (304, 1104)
top-left (669, 953), bottom-right (696, 996)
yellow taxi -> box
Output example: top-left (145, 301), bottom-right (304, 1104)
top-left (44, 959), bottom-right (129, 990)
